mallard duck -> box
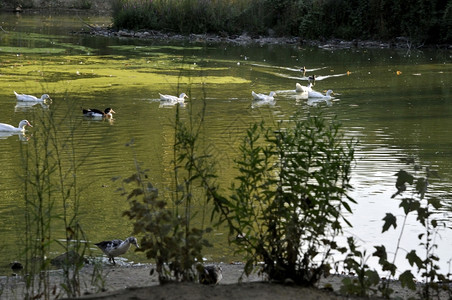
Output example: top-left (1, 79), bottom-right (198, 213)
top-left (95, 237), bottom-right (139, 265)
top-left (295, 82), bottom-right (313, 93)
top-left (300, 66), bottom-right (306, 77)
top-left (308, 89), bottom-right (334, 100)
top-left (198, 265), bottom-right (223, 285)
top-left (14, 91), bottom-right (51, 102)
top-left (0, 120), bottom-right (32, 132)
top-left (251, 91), bottom-right (276, 101)
top-left (159, 93), bottom-right (188, 103)
top-left (82, 107), bottom-right (115, 118)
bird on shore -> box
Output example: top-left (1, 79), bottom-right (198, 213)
top-left (295, 82), bottom-right (313, 93)
top-left (198, 264), bottom-right (223, 285)
top-left (0, 120), bottom-right (32, 132)
top-left (82, 107), bottom-right (115, 119)
top-left (159, 93), bottom-right (188, 104)
top-left (95, 237), bottom-right (139, 265)
top-left (308, 89), bottom-right (334, 100)
top-left (14, 91), bottom-right (51, 102)
top-left (251, 91), bottom-right (276, 101)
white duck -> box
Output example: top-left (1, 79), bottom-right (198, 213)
top-left (0, 120), bottom-right (32, 132)
top-left (14, 91), bottom-right (51, 102)
top-left (308, 89), bottom-right (334, 100)
top-left (295, 82), bottom-right (313, 93)
top-left (95, 236), bottom-right (139, 265)
top-left (251, 91), bottom-right (276, 101)
top-left (159, 93), bottom-right (188, 104)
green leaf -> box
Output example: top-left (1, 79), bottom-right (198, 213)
top-left (399, 198), bottom-right (420, 215)
top-left (406, 250), bottom-right (423, 269)
top-left (415, 177), bottom-right (428, 199)
top-left (381, 261), bottom-right (397, 275)
top-left (373, 245), bottom-right (387, 261)
top-left (428, 197), bottom-right (442, 210)
top-left (395, 170), bottom-right (414, 187)
top-left (382, 213), bottom-right (397, 232)
top-left (431, 219), bottom-right (438, 228)
top-left (365, 270), bottom-right (380, 285)
top-left (399, 271), bottom-right (416, 290)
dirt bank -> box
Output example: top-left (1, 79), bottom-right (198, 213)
top-left (2, 262), bottom-right (438, 300)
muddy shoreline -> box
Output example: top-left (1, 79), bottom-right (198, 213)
top-left (2, 262), bottom-right (445, 300)
top-left (79, 24), bottom-right (452, 50)
top-left (2, 4), bottom-right (450, 49)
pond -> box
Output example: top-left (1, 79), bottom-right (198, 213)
top-left (0, 12), bottom-right (452, 279)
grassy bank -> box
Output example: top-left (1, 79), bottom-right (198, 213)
top-left (112, 0), bottom-right (452, 45)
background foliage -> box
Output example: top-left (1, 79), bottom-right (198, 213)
top-left (112, 0), bottom-right (452, 45)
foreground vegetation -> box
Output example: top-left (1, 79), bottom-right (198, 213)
top-left (9, 88), bottom-right (450, 299)
top-left (120, 95), bottom-right (450, 298)
top-left (112, 0), bottom-right (452, 45)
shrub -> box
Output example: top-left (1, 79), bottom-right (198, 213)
top-left (211, 115), bottom-right (356, 285)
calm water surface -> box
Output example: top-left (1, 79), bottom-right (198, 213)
top-left (1, 12), bottom-right (452, 277)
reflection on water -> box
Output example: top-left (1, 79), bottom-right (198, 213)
top-left (0, 12), bottom-right (452, 277)
top-left (14, 101), bottom-right (50, 112)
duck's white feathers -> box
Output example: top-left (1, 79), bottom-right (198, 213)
top-left (308, 89), bottom-right (334, 100)
top-left (0, 120), bottom-right (32, 132)
top-left (159, 93), bottom-right (188, 103)
top-left (82, 108), bottom-right (115, 118)
top-left (295, 82), bottom-right (313, 93)
top-left (251, 91), bottom-right (276, 101)
top-left (95, 237), bottom-right (139, 264)
top-left (14, 91), bottom-right (51, 102)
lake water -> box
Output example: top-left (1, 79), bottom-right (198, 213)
top-left (0, 12), bottom-right (452, 279)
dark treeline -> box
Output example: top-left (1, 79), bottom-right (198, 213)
top-left (112, 0), bottom-right (452, 45)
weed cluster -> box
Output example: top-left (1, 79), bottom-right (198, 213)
top-left (120, 102), bottom-right (216, 283)
top-left (340, 164), bottom-right (449, 299)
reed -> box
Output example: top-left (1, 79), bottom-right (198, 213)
top-left (19, 96), bottom-right (94, 298)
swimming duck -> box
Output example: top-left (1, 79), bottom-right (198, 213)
top-left (82, 107), bottom-right (115, 118)
top-left (159, 93), bottom-right (188, 104)
top-left (295, 82), bottom-right (313, 93)
top-left (308, 89), bottom-right (334, 100)
top-left (251, 91), bottom-right (276, 101)
top-left (95, 237), bottom-right (139, 265)
top-left (14, 91), bottom-right (51, 102)
top-left (300, 66), bottom-right (306, 77)
top-left (0, 120), bottom-right (32, 132)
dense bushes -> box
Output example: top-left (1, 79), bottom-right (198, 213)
top-left (112, 0), bottom-right (452, 45)
top-left (211, 117), bottom-right (357, 285)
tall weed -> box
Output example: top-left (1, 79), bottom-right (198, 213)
top-left (20, 97), bottom-right (90, 298)
top-left (120, 98), bottom-right (216, 283)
